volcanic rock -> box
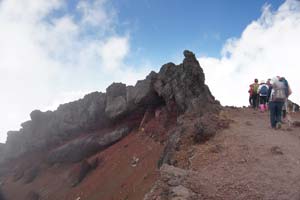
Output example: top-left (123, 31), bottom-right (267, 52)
top-left (47, 127), bottom-right (130, 164)
top-left (144, 164), bottom-right (216, 200)
top-left (2, 50), bottom-right (220, 170)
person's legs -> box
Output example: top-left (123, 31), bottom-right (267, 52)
top-left (253, 94), bottom-right (258, 109)
top-left (273, 102), bottom-right (284, 128)
top-left (269, 102), bottom-right (276, 128)
top-left (259, 96), bottom-right (267, 111)
top-left (262, 96), bottom-right (268, 110)
top-left (249, 96), bottom-right (253, 106)
top-left (276, 102), bottom-right (284, 123)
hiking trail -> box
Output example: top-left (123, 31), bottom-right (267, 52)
top-left (188, 107), bottom-right (300, 199)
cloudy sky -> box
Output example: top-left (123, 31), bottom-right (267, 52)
top-left (0, 0), bottom-right (299, 142)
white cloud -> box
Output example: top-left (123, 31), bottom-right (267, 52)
top-left (0, 0), bottom-right (150, 142)
top-left (100, 37), bottom-right (130, 70)
top-left (199, 0), bottom-right (300, 107)
top-left (77, 0), bottom-right (114, 28)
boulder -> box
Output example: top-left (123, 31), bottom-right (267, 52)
top-left (105, 96), bottom-right (127, 119)
top-left (105, 83), bottom-right (127, 119)
top-left (127, 71), bottom-right (161, 107)
top-left (193, 114), bottom-right (219, 143)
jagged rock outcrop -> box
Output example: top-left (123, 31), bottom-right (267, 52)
top-left (2, 50), bottom-right (220, 165)
top-left (4, 92), bottom-right (108, 160)
top-left (154, 50), bottom-right (219, 114)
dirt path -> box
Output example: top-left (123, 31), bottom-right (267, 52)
top-left (191, 108), bottom-right (300, 200)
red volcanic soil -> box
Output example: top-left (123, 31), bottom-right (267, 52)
top-left (1, 107), bottom-right (175, 200)
top-left (2, 131), bottom-right (164, 200)
top-left (67, 131), bottom-right (164, 200)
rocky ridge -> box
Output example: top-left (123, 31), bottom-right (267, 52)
top-left (2, 50), bottom-right (220, 163)
top-left (0, 50), bottom-right (225, 200)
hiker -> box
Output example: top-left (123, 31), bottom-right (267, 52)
top-left (250, 79), bottom-right (259, 109)
top-left (268, 77), bottom-right (287, 129)
top-left (279, 77), bottom-right (292, 120)
top-left (258, 80), bottom-right (269, 112)
top-left (248, 84), bottom-right (254, 106)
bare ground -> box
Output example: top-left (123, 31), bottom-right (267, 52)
top-left (2, 108), bottom-right (300, 200)
top-left (190, 108), bottom-right (300, 200)
top-left (1, 130), bottom-right (166, 200)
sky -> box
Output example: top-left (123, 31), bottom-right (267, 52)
top-left (0, 0), bottom-right (299, 142)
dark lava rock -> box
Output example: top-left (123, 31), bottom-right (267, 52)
top-left (3, 92), bottom-right (108, 160)
top-left (193, 116), bottom-right (218, 143)
top-left (271, 146), bottom-right (283, 155)
top-left (47, 127), bottom-right (130, 164)
top-left (2, 50), bottom-right (220, 165)
top-left (105, 83), bottom-right (127, 119)
top-left (158, 128), bottom-right (183, 167)
top-left (153, 50), bottom-right (220, 114)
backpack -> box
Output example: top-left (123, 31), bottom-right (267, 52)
top-left (272, 81), bottom-right (286, 102)
top-left (253, 84), bottom-right (259, 94)
top-left (259, 85), bottom-right (268, 96)
top-left (282, 79), bottom-right (290, 97)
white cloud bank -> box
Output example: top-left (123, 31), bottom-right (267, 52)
top-left (0, 0), bottom-right (150, 142)
top-left (199, 0), bottom-right (300, 107)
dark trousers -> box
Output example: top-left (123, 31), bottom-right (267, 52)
top-left (269, 101), bottom-right (284, 128)
top-left (259, 96), bottom-right (267, 105)
top-left (252, 94), bottom-right (258, 109)
top-left (249, 96), bottom-right (253, 106)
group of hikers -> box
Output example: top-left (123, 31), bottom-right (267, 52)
top-left (248, 76), bottom-right (292, 129)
